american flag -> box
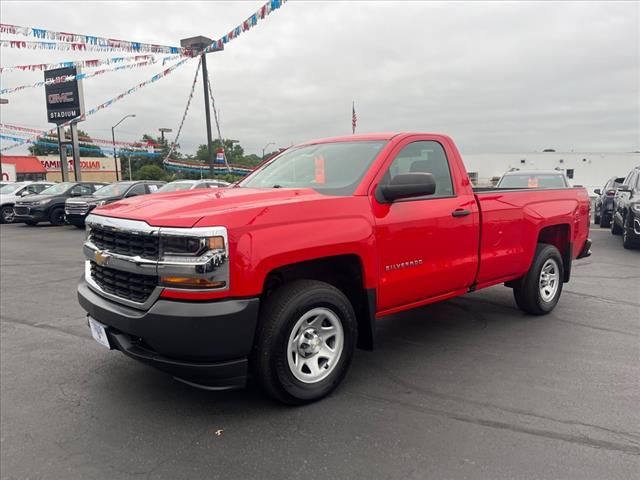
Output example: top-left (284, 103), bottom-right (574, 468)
top-left (352, 101), bottom-right (357, 134)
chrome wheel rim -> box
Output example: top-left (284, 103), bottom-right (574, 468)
top-left (287, 307), bottom-right (344, 384)
top-left (539, 258), bottom-right (560, 302)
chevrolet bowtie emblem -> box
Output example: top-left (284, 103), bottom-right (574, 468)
top-left (94, 250), bottom-right (110, 266)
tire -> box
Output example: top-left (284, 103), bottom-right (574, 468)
top-left (622, 216), bottom-right (639, 249)
top-left (611, 216), bottom-right (623, 235)
top-left (25, 220), bottom-right (38, 226)
top-left (513, 244), bottom-right (564, 315)
top-left (599, 213), bottom-right (610, 228)
top-left (49, 208), bottom-right (65, 226)
top-left (252, 279), bottom-right (357, 405)
top-left (1, 205), bottom-right (15, 224)
top-left (593, 207), bottom-right (600, 225)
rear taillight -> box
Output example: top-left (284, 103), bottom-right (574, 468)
top-left (606, 189), bottom-right (616, 196)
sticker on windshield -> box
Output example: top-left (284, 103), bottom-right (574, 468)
top-left (315, 155), bottom-right (326, 184)
top-left (528, 177), bottom-right (539, 188)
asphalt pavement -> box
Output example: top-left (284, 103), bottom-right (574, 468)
top-left (1, 223), bottom-right (638, 480)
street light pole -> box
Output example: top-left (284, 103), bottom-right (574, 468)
top-left (111, 114), bottom-right (136, 182)
top-left (159, 127), bottom-right (172, 144)
top-left (262, 142), bottom-right (275, 160)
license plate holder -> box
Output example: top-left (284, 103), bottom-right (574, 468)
top-left (88, 316), bottom-right (111, 349)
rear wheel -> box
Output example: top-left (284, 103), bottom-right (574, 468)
top-left (1, 205), bottom-right (15, 224)
top-left (252, 280), bottom-right (357, 404)
top-left (513, 244), bottom-right (564, 315)
top-left (594, 207), bottom-right (601, 225)
top-left (599, 212), bottom-right (611, 228)
top-left (49, 208), bottom-right (65, 226)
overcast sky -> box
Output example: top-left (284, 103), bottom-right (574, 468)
top-left (1, 0), bottom-right (638, 157)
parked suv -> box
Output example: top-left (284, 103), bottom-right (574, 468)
top-left (65, 181), bottom-right (166, 228)
top-left (611, 166), bottom-right (640, 249)
top-left (13, 182), bottom-right (105, 226)
top-left (156, 179), bottom-right (230, 193)
top-left (593, 176), bottom-right (625, 227)
top-left (0, 181), bottom-right (55, 223)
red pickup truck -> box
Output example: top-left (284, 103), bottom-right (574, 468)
top-left (78, 133), bottom-right (591, 404)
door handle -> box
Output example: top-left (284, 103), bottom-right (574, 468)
top-left (452, 209), bottom-right (471, 217)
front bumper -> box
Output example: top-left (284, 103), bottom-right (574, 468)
top-left (65, 213), bottom-right (88, 226)
top-left (13, 206), bottom-right (47, 223)
top-left (78, 278), bottom-right (260, 389)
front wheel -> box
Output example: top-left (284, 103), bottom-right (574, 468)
top-left (49, 208), bottom-right (65, 226)
top-left (513, 244), bottom-right (564, 315)
top-left (1, 205), bottom-right (15, 224)
top-left (622, 216), bottom-right (639, 249)
top-left (611, 215), bottom-right (623, 235)
top-left (252, 280), bottom-right (357, 404)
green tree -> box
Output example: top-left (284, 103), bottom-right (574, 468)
top-left (120, 133), bottom-right (177, 179)
top-left (28, 129), bottom-right (105, 157)
top-left (133, 164), bottom-right (168, 181)
top-left (196, 139), bottom-right (244, 165)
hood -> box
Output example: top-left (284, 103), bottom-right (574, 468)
top-left (15, 194), bottom-right (59, 203)
top-left (66, 195), bottom-right (121, 204)
top-left (92, 187), bottom-right (333, 227)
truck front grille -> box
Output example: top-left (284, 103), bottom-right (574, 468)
top-left (65, 204), bottom-right (90, 215)
top-left (89, 226), bottom-right (159, 259)
top-left (90, 261), bottom-right (158, 303)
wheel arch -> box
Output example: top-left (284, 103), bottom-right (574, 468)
top-left (262, 254), bottom-right (376, 351)
top-left (537, 224), bottom-right (572, 282)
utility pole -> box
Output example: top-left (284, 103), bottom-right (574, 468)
top-left (159, 127), bottom-right (172, 144)
top-left (180, 36), bottom-right (223, 176)
top-left (262, 142), bottom-right (275, 161)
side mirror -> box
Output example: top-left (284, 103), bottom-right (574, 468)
top-left (18, 190), bottom-right (31, 197)
top-left (593, 189), bottom-right (601, 195)
top-left (617, 184), bottom-right (632, 192)
top-left (377, 173), bottom-right (436, 203)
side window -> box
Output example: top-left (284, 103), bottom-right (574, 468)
top-left (25, 185), bottom-right (39, 194)
top-left (34, 184), bottom-right (50, 193)
top-left (126, 184), bottom-right (147, 197)
top-left (382, 141), bottom-right (454, 197)
top-left (194, 183), bottom-right (210, 189)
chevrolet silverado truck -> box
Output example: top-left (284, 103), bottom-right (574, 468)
top-left (78, 133), bottom-right (591, 404)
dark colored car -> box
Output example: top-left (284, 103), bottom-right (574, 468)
top-left (593, 176), bottom-right (625, 228)
top-left (64, 181), bottom-right (166, 227)
top-left (13, 182), bottom-right (106, 226)
top-left (611, 166), bottom-right (640, 249)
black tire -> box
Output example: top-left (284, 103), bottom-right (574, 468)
top-left (599, 213), bottom-right (610, 228)
top-left (611, 215), bottom-right (623, 235)
top-left (252, 279), bottom-right (357, 405)
top-left (1, 205), bottom-right (15, 224)
top-left (25, 220), bottom-right (38, 226)
top-left (513, 244), bottom-right (564, 315)
top-left (622, 216), bottom-right (639, 249)
top-left (593, 208), bottom-right (600, 225)
top-left (49, 208), bottom-right (65, 226)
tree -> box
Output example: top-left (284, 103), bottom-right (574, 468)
top-left (120, 133), bottom-right (177, 179)
top-left (133, 164), bottom-right (167, 181)
top-left (196, 139), bottom-right (244, 165)
top-left (28, 129), bottom-right (105, 157)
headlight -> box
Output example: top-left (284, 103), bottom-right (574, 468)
top-left (94, 200), bottom-right (107, 207)
top-left (158, 228), bottom-right (228, 290)
top-left (37, 199), bottom-right (51, 206)
top-left (632, 203), bottom-right (640, 214)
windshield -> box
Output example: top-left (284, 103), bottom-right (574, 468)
top-left (93, 182), bottom-right (134, 197)
top-left (40, 182), bottom-right (73, 195)
top-left (498, 174), bottom-right (567, 189)
top-left (238, 141), bottom-right (387, 195)
top-left (157, 182), bottom-right (195, 193)
top-left (0, 183), bottom-right (25, 194)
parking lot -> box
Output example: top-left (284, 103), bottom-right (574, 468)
top-left (1, 223), bottom-right (638, 479)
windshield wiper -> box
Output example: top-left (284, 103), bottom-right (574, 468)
top-left (272, 184), bottom-right (283, 188)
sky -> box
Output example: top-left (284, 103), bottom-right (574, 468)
top-left (0, 0), bottom-right (638, 157)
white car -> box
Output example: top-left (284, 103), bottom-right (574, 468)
top-left (0, 181), bottom-right (55, 223)
top-left (156, 179), bottom-right (231, 193)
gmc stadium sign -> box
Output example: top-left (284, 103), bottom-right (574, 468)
top-left (44, 66), bottom-right (85, 124)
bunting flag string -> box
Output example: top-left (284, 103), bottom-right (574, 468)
top-left (0, 23), bottom-right (188, 55)
top-left (0, 39), bottom-right (184, 54)
top-left (0, 56), bottom-right (195, 152)
top-left (206, 0), bottom-right (288, 52)
top-left (0, 134), bottom-right (161, 157)
top-left (0, 54), bottom-right (178, 73)
top-left (1, 58), bottom-right (159, 95)
top-left (0, 124), bottom-right (155, 148)
top-left (163, 57), bottom-right (202, 162)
